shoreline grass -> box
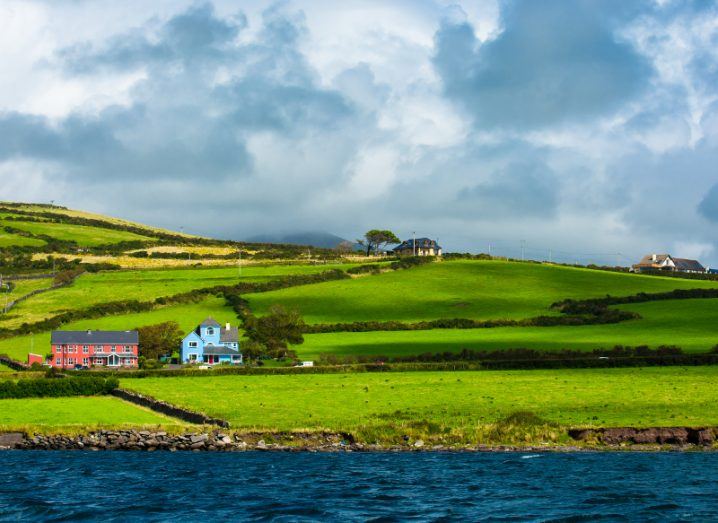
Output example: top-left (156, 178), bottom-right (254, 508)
top-left (121, 367), bottom-right (718, 444)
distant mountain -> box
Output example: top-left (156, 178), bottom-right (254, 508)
top-left (244, 231), bottom-right (351, 249)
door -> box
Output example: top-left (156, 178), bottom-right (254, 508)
top-left (108, 354), bottom-right (119, 367)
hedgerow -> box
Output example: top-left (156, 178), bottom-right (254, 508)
top-left (0, 376), bottom-right (119, 399)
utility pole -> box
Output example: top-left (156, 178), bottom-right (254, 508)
top-left (488, 243), bottom-right (492, 257)
top-left (520, 240), bottom-right (526, 262)
top-left (413, 231), bottom-right (416, 256)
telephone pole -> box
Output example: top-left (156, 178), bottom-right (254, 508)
top-left (520, 240), bottom-right (526, 262)
top-left (413, 231), bottom-right (416, 256)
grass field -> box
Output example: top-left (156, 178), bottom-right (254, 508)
top-left (0, 218), bottom-right (154, 246)
top-left (122, 367), bottom-right (718, 443)
top-left (0, 296), bottom-right (237, 362)
top-left (0, 230), bottom-right (46, 248)
top-left (246, 260), bottom-right (718, 324)
top-left (0, 397), bottom-right (181, 432)
top-left (0, 363), bottom-right (13, 372)
top-left (0, 263), bottom-right (359, 329)
top-left (296, 298), bottom-right (718, 358)
top-left (3, 278), bottom-right (54, 300)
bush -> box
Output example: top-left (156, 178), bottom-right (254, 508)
top-left (0, 376), bottom-right (119, 399)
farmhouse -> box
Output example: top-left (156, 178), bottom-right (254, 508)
top-left (393, 238), bottom-right (442, 256)
top-left (50, 330), bottom-right (139, 369)
top-left (632, 254), bottom-right (706, 274)
top-left (180, 317), bottom-right (242, 365)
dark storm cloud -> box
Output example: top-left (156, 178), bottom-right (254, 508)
top-left (456, 162), bottom-right (558, 218)
top-left (433, 0), bottom-right (653, 128)
top-left (0, 3), bottom-right (352, 182)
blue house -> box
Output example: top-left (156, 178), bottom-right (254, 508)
top-left (180, 317), bottom-right (242, 365)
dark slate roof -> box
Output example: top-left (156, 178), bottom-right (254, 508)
top-left (202, 345), bottom-right (241, 356)
top-left (220, 327), bottom-right (239, 343)
top-left (50, 330), bottom-right (139, 344)
top-left (673, 258), bottom-right (705, 272)
top-left (199, 317), bottom-right (221, 328)
top-left (393, 238), bottom-right (441, 251)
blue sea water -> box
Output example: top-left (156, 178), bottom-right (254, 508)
top-left (0, 451), bottom-right (717, 521)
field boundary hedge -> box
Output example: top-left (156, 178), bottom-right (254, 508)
top-left (551, 287), bottom-right (718, 314)
top-left (0, 376), bottom-right (118, 399)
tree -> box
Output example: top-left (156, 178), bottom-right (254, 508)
top-left (361, 229), bottom-right (400, 256)
top-left (137, 321), bottom-right (184, 360)
top-left (335, 240), bottom-right (355, 254)
top-left (244, 306), bottom-right (305, 359)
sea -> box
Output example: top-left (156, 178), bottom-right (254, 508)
top-left (0, 451), bottom-right (716, 521)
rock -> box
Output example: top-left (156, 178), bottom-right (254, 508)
top-left (0, 433), bottom-right (26, 448)
top-left (256, 439), bottom-right (267, 449)
top-left (190, 434), bottom-right (209, 444)
top-left (601, 428), bottom-right (637, 445)
top-left (413, 440), bottom-right (424, 448)
top-left (190, 442), bottom-right (205, 450)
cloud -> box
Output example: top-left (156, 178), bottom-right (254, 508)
top-left (698, 184), bottom-right (718, 222)
top-left (433, 0), bottom-right (652, 129)
top-left (0, 0), bottom-right (717, 266)
top-left (456, 161), bottom-right (559, 218)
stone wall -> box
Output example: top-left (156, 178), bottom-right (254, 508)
top-left (111, 388), bottom-right (230, 428)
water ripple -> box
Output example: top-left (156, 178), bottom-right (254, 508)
top-left (1, 451), bottom-right (717, 521)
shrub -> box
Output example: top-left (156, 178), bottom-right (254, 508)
top-left (0, 376), bottom-right (119, 399)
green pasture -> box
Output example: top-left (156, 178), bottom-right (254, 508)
top-left (0, 230), bottom-right (46, 248)
top-left (246, 260), bottom-right (718, 324)
top-left (0, 263), bottom-right (358, 329)
top-left (297, 298), bottom-right (718, 359)
top-left (0, 397), bottom-right (179, 432)
top-left (122, 367), bottom-right (718, 443)
top-left (0, 363), bottom-right (13, 372)
top-left (0, 296), bottom-right (237, 362)
top-left (0, 217), bottom-right (154, 246)
top-left (2, 278), bottom-right (54, 301)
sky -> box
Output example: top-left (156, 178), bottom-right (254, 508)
top-left (1, 0), bottom-right (717, 265)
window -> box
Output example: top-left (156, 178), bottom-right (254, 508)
top-left (206, 328), bottom-right (214, 335)
top-left (188, 341), bottom-right (198, 348)
top-left (67, 358), bottom-right (75, 365)
top-left (111, 346), bottom-right (116, 353)
top-left (55, 358), bottom-right (61, 365)
top-left (94, 358), bottom-right (102, 364)
top-left (83, 358), bottom-right (89, 365)
top-left (67, 347), bottom-right (75, 354)
top-left (83, 346), bottom-right (89, 354)
top-left (124, 358), bottom-right (132, 365)
top-left (124, 345), bottom-right (131, 352)
top-left (94, 345), bottom-right (102, 351)
top-left (189, 354), bottom-right (198, 362)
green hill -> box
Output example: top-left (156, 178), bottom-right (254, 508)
top-left (246, 259), bottom-right (718, 323)
top-left (2, 202), bottom-right (718, 365)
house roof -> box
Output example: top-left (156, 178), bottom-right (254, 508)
top-left (220, 327), bottom-right (239, 343)
top-left (199, 317), bottom-right (221, 328)
top-left (633, 254), bottom-right (704, 272)
top-left (202, 344), bottom-right (241, 356)
top-left (673, 258), bottom-right (705, 272)
top-left (50, 330), bottom-right (139, 345)
top-left (393, 238), bottom-right (441, 251)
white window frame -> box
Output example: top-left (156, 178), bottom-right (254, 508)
top-left (189, 354), bottom-right (198, 362)
top-left (188, 341), bottom-right (198, 348)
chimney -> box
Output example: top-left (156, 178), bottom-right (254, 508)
top-left (87, 329), bottom-right (92, 335)
top-left (651, 254), bottom-right (657, 262)
top-left (226, 323), bottom-right (230, 330)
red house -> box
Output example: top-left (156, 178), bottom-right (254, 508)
top-left (50, 330), bottom-right (139, 369)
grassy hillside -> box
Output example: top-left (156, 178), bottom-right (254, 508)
top-left (247, 260), bottom-right (718, 324)
top-left (0, 218), bottom-right (153, 246)
top-left (122, 367), bottom-right (718, 442)
top-left (298, 298), bottom-right (718, 358)
top-left (0, 263), bottom-right (355, 329)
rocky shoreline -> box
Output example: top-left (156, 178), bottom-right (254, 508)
top-left (1, 428), bottom-right (717, 452)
